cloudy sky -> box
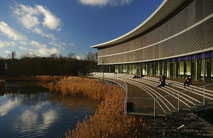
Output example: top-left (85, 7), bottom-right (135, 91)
top-left (0, 0), bottom-right (163, 58)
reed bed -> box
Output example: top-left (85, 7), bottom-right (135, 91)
top-left (49, 77), bottom-right (146, 137)
top-left (49, 77), bottom-right (116, 101)
top-left (27, 75), bottom-right (63, 81)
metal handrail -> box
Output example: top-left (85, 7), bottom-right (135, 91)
top-left (92, 72), bottom-right (213, 117)
top-left (124, 80), bottom-right (213, 116)
top-left (102, 78), bottom-right (128, 114)
top-left (155, 82), bottom-right (213, 114)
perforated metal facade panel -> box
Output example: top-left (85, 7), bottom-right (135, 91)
top-left (98, 0), bottom-right (213, 65)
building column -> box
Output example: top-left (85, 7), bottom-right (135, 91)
top-left (184, 61), bottom-right (186, 78)
top-left (203, 58), bottom-right (206, 81)
top-left (163, 60), bottom-right (167, 75)
top-left (160, 61), bottom-right (162, 76)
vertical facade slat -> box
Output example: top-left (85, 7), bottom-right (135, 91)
top-left (97, 0), bottom-right (213, 65)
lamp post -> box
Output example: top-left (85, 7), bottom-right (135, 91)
top-left (102, 58), bottom-right (105, 82)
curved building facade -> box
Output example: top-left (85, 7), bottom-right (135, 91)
top-left (91, 0), bottom-right (213, 82)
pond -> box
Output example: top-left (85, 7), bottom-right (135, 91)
top-left (0, 81), bottom-right (99, 138)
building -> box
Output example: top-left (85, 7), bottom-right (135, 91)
top-left (91, 0), bottom-right (213, 82)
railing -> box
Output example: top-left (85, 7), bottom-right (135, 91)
top-left (91, 72), bottom-right (213, 117)
top-left (126, 97), bottom-right (158, 117)
top-left (129, 82), bottom-right (213, 117)
top-left (100, 77), bottom-right (128, 115)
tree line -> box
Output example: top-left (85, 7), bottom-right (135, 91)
top-left (0, 53), bottom-right (98, 77)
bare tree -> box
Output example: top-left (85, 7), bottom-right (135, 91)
top-left (68, 52), bottom-right (76, 59)
top-left (12, 51), bottom-right (16, 59)
top-left (50, 53), bottom-right (58, 58)
top-left (7, 51), bottom-right (16, 59)
top-left (84, 52), bottom-right (96, 62)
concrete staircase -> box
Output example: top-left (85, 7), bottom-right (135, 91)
top-left (91, 72), bottom-right (213, 117)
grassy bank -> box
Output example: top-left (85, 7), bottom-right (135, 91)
top-left (49, 77), bottom-right (146, 137)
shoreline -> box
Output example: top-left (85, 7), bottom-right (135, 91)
top-left (48, 76), bottom-right (213, 137)
top-left (48, 76), bottom-right (146, 137)
top-left (1, 75), bottom-right (212, 137)
top-left (0, 75), bottom-right (63, 82)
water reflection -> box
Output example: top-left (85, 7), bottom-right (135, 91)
top-left (0, 81), bottom-right (99, 138)
top-left (49, 93), bottom-right (99, 112)
top-left (0, 99), bottom-right (19, 116)
top-left (16, 107), bottom-right (59, 137)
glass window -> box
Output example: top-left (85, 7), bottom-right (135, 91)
top-left (186, 61), bottom-right (191, 76)
top-left (179, 61), bottom-right (184, 76)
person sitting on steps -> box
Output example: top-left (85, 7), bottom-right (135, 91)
top-left (184, 76), bottom-right (192, 87)
top-left (157, 74), bottom-right (166, 88)
top-left (133, 74), bottom-right (140, 78)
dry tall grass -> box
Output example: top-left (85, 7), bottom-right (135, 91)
top-left (49, 77), bottom-right (146, 137)
top-left (49, 77), bottom-right (116, 101)
top-left (27, 75), bottom-right (63, 81)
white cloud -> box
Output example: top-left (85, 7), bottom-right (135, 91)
top-left (49, 41), bottom-right (65, 49)
top-left (0, 21), bottom-right (27, 41)
top-left (14, 102), bottom-right (58, 134)
top-left (21, 52), bottom-right (38, 58)
top-left (20, 41), bottom-right (27, 45)
top-left (32, 102), bottom-right (48, 111)
top-left (21, 110), bottom-right (38, 129)
top-left (3, 50), bottom-right (11, 55)
top-left (76, 56), bottom-right (81, 59)
top-left (13, 4), bottom-right (61, 31)
top-left (22, 15), bottom-right (40, 29)
top-left (31, 40), bottom-right (59, 56)
top-left (13, 4), bottom-right (40, 30)
top-left (37, 47), bottom-right (58, 56)
top-left (0, 100), bottom-right (19, 116)
top-left (19, 46), bottom-right (28, 50)
top-left (31, 40), bottom-right (46, 48)
top-left (36, 5), bottom-right (61, 31)
top-left (0, 41), bottom-right (16, 48)
top-left (33, 28), bottom-right (56, 40)
top-left (42, 109), bottom-right (58, 125)
top-left (79, 0), bottom-right (108, 6)
top-left (18, 41), bottom-right (60, 57)
top-left (79, 0), bottom-right (132, 6)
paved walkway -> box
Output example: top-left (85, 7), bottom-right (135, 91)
top-left (92, 73), bottom-right (213, 117)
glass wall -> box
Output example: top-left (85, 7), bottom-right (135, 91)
top-left (156, 61), bottom-right (161, 76)
top-left (179, 61), bottom-right (184, 78)
top-left (122, 64), bottom-right (127, 73)
top-left (115, 65), bottom-right (119, 73)
top-left (205, 59), bottom-right (211, 82)
top-left (167, 62), bottom-right (171, 77)
top-left (142, 63), bottom-right (147, 75)
top-left (185, 61), bottom-right (191, 76)
top-left (149, 62), bottom-right (153, 76)
top-left (201, 59), bottom-right (205, 81)
top-left (132, 64), bottom-right (137, 74)
top-left (103, 52), bottom-right (213, 82)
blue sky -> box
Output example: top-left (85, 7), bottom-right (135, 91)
top-left (0, 0), bottom-right (163, 58)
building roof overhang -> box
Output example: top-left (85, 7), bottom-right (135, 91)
top-left (91, 0), bottom-right (188, 49)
